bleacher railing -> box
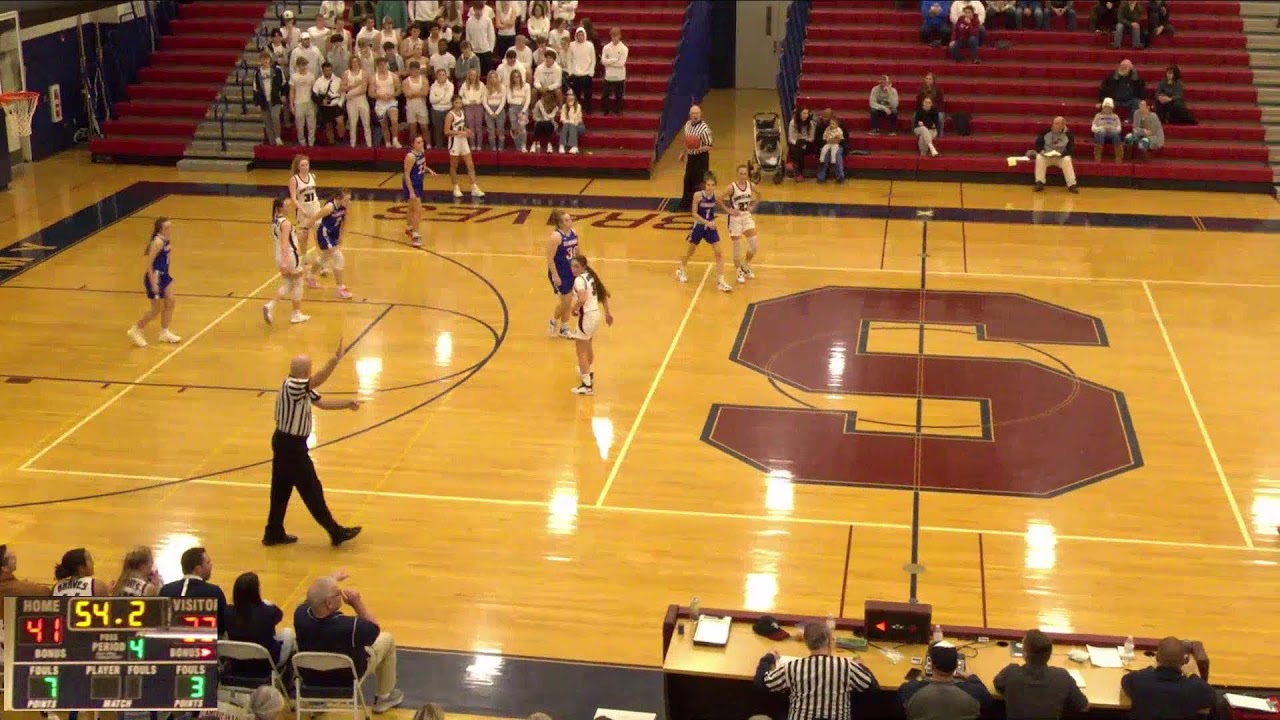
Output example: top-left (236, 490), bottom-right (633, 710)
top-left (654, 0), bottom-right (712, 159)
top-left (774, 0), bottom-right (810, 128)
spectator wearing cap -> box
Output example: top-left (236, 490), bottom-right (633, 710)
top-left (1091, 97), bottom-right (1123, 163)
top-left (994, 630), bottom-right (1089, 720)
top-left (1121, 637), bottom-right (1216, 720)
top-left (899, 642), bottom-right (991, 720)
top-left (755, 621), bottom-right (878, 720)
top-left (0, 544), bottom-right (52, 624)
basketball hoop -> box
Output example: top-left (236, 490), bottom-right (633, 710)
top-left (0, 91), bottom-right (40, 138)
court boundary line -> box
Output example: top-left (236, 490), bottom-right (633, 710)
top-left (14, 469), bottom-right (1270, 553)
top-left (593, 263), bottom-right (712, 507)
top-left (1142, 281), bottom-right (1253, 548)
top-left (17, 274), bottom-right (280, 472)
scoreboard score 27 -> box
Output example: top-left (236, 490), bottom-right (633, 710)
top-left (3, 596), bottom-right (219, 712)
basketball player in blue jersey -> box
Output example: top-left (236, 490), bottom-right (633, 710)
top-left (402, 135), bottom-right (437, 248)
top-left (545, 209), bottom-right (580, 338)
top-left (127, 217), bottom-right (182, 347)
top-left (308, 189), bottom-right (354, 299)
top-left (722, 163), bottom-right (762, 284)
top-left (675, 171), bottom-right (733, 292)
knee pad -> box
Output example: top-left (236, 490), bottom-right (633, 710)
top-left (331, 248), bottom-right (345, 271)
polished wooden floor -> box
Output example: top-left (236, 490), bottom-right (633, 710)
top-left (2, 90), bottom-right (1280, 689)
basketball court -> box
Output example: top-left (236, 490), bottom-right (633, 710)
top-left (0, 92), bottom-right (1278, 691)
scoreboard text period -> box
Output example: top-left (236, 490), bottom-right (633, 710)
top-left (3, 596), bottom-right (219, 712)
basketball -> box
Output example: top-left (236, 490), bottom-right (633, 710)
top-left (685, 134), bottom-right (700, 151)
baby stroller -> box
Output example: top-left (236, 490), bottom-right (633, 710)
top-left (751, 112), bottom-right (785, 184)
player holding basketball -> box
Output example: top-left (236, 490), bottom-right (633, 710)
top-left (127, 217), bottom-right (181, 347)
top-left (723, 163), bottom-right (761, 284)
top-left (308, 189), bottom-right (353, 299)
top-left (568, 255), bottom-right (613, 396)
top-left (288, 155), bottom-right (321, 286)
top-left (546, 209), bottom-right (580, 338)
top-left (676, 171), bottom-right (732, 292)
top-left (264, 197), bottom-right (310, 325)
top-left (402, 134), bottom-right (437, 248)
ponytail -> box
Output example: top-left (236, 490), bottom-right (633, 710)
top-left (113, 547), bottom-right (154, 596)
top-left (145, 217), bottom-right (169, 254)
top-left (54, 548), bottom-right (89, 581)
top-left (575, 255), bottom-right (610, 302)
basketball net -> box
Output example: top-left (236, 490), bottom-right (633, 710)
top-left (0, 91), bottom-right (40, 138)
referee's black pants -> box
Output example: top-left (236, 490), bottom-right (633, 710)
top-left (266, 430), bottom-right (340, 536)
top-left (680, 151), bottom-right (710, 210)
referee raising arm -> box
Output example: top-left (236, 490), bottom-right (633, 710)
top-left (263, 336), bottom-right (362, 548)
top-left (678, 105), bottom-right (712, 211)
top-left (755, 622), bottom-right (879, 720)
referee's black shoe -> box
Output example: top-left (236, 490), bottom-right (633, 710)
top-left (262, 531), bottom-right (298, 547)
top-left (330, 526), bottom-right (362, 546)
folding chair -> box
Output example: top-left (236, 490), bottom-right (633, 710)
top-left (218, 640), bottom-right (289, 708)
top-left (290, 652), bottom-right (370, 720)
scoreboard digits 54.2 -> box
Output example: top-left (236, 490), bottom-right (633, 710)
top-left (3, 596), bottom-right (219, 712)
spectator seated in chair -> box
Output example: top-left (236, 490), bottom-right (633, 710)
top-left (787, 106), bottom-right (816, 181)
top-left (920, 0), bottom-right (952, 46)
top-left (1091, 97), bottom-right (1124, 163)
top-left (294, 575), bottom-right (404, 714)
top-left (1125, 99), bottom-right (1164, 158)
top-left (1113, 0), bottom-right (1145, 49)
top-left (949, 5), bottom-right (982, 63)
top-left (899, 642), bottom-right (993, 720)
top-left (0, 545), bottom-right (52, 625)
top-left (869, 75), bottom-right (899, 134)
top-left (1154, 64), bottom-right (1195, 124)
top-left (994, 630), bottom-right (1089, 720)
top-left (227, 571), bottom-right (297, 667)
top-left (1122, 637), bottom-right (1217, 720)
top-left (1098, 59), bottom-right (1143, 117)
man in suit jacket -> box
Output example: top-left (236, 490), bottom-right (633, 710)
top-left (253, 50), bottom-right (287, 145)
top-left (159, 546), bottom-right (230, 633)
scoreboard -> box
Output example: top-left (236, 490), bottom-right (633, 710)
top-left (3, 596), bottom-right (219, 712)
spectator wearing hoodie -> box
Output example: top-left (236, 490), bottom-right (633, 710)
top-left (1125, 99), bottom-right (1165, 156)
top-left (1154, 64), bottom-right (1195, 125)
top-left (1113, 0), bottom-right (1145, 49)
top-left (1098, 59), bottom-right (1143, 116)
top-left (869, 76), bottom-right (899, 134)
top-left (1044, 1), bottom-right (1077, 31)
top-left (920, 0), bottom-right (951, 45)
top-left (949, 4), bottom-right (982, 63)
top-left (950, 0), bottom-right (985, 26)
top-left (1091, 97), bottom-right (1123, 163)
top-left (1033, 116), bottom-right (1079, 193)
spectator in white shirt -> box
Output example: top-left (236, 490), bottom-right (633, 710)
top-left (342, 55), bottom-right (372, 147)
top-left (494, 1), bottom-right (519, 61)
top-left (268, 28), bottom-right (292, 79)
top-left (557, 89), bottom-right (584, 153)
top-left (289, 57), bottom-right (318, 146)
top-left (600, 27), bottom-right (627, 114)
top-left (548, 18), bottom-right (569, 52)
top-left (496, 48), bottom-right (528, 87)
top-left (433, 14), bottom-right (456, 50)
top-left (370, 56), bottom-right (402, 147)
top-left (307, 14), bottom-right (332, 43)
top-left (333, 17), bottom-right (354, 51)
top-left (402, 61), bottom-right (431, 145)
top-left (506, 70), bottom-right (530, 151)
top-left (399, 24), bottom-right (426, 63)
top-left (530, 90), bottom-right (558, 152)
top-left (356, 16), bottom-right (379, 47)
top-left (459, 66), bottom-right (486, 139)
top-left (355, 36), bottom-right (378, 71)
top-left (565, 27), bottom-right (595, 114)
top-left (326, 33), bottom-right (351, 76)
top-left (409, 1), bottom-right (440, 34)
top-left (280, 11), bottom-right (303, 50)
top-left (290, 34), bottom-right (324, 77)
top-left (553, 0), bottom-right (577, 25)
top-left (319, 0), bottom-right (346, 24)
top-left (465, 2), bottom-right (496, 74)
top-left (382, 41), bottom-right (404, 75)
top-left (481, 69), bottom-right (507, 149)
top-left (429, 39), bottom-right (457, 77)
top-left (513, 34), bottom-right (533, 69)
top-left (454, 40), bottom-right (481, 84)
top-left (378, 16), bottom-right (401, 51)
top-left (428, 68), bottom-right (455, 147)
top-left (533, 48), bottom-right (563, 100)
top-left (526, 3), bottom-right (550, 42)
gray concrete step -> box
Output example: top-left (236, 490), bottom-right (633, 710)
top-left (1241, 1), bottom-right (1277, 19)
top-left (1266, 126), bottom-right (1280, 143)
top-left (1245, 17), bottom-right (1280, 34)
top-left (187, 138), bottom-right (258, 156)
top-left (1258, 86), bottom-right (1280, 104)
top-left (1248, 34), bottom-right (1280, 51)
top-left (1253, 68), bottom-right (1280, 86)
top-left (195, 121), bottom-right (264, 143)
top-left (177, 157), bottom-right (252, 172)
top-left (1263, 106), bottom-right (1280, 123)
top-left (1249, 49), bottom-right (1280, 69)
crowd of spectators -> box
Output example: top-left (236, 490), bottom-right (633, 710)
top-left (251, 1), bottom-right (629, 153)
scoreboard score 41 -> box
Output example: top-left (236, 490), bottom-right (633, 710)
top-left (3, 596), bottom-right (219, 712)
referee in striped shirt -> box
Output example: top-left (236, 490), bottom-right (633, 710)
top-left (678, 104), bottom-right (713, 211)
top-left (755, 622), bottom-right (879, 720)
top-left (263, 336), bottom-right (362, 548)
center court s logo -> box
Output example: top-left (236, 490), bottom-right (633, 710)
top-left (702, 286), bottom-right (1143, 497)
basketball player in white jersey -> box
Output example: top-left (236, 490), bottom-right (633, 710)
top-left (567, 254), bottom-right (614, 396)
top-left (264, 197), bottom-right (311, 325)
top-left (288, 154), bottom-right (322, 286)
top-left (445, 95), bottom-right (484, 198)
top-left (112, 547), bottom-right (162, 597)
top-left (722, 163), bottom-right (761, 284)
top-left (52, 548), bottom-right (110, 597)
